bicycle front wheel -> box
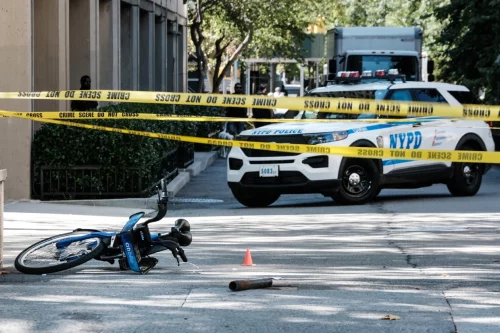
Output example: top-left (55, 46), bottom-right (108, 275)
top-left (15, 231), bottom-right (105, 274)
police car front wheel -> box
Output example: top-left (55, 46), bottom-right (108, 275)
top-left (332, 158), bottom-right (380, 205)
top-left (447, 145), bottom-right (483, 196)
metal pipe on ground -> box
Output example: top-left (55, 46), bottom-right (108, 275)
top-left (229, 278), bottom-right (273, 292)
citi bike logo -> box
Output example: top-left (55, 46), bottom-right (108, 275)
top-left (125, 242), bottom-right (133, 254)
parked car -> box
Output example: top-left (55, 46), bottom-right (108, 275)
top-left (283, 84), bottom-right (301, 97)
top-left (273, 84), bottom-right (302, 118)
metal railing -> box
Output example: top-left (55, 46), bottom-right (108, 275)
top-left (37, 147), bottom-right (184, 200)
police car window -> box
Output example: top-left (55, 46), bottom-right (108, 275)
top-left (285, 86), bottom-right (300, 96)
top-left (412, 89), bottom-right (447, 103)
top-left (388, 90), bottom-right (412, 101)
top-left (313, 90), bottom-right (379, 119)
top-left (329, 90), bottom-right (377, 99)
top-left (448, 90), bottom-right (478, 104)
top-left (375, 90), bottom-right (388, 100)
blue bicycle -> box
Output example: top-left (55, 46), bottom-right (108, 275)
top-left (15, 180), bottom-right (192, 275)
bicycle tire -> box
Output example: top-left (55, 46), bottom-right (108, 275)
top-left (15, 231), bottom-right (105, 274)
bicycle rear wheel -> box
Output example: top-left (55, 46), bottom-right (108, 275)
top-left (15, 231), bottom-right (105, 274)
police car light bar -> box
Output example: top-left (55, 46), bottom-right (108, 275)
top-left (328, 69), bottom-right (406, 84)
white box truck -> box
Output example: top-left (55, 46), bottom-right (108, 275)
top-left (326, 27), bottom-right (434, 82)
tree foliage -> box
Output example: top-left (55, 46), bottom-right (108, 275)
top-left (189, 0), bottom-right (500, 102)
top-left (321, 0), bottom-right (445, 59)
top-left (188, 0), bottom-right (323, 93)
top-left (435, 0), bottom-right (500, 102)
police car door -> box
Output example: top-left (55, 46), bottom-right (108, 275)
top-left (383, 89), bottom-right (438, 171)
top-left (410, 88), bottom-right (455, 168)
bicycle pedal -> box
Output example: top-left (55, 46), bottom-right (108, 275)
top-left (139, 257), bottom-right (158, 274)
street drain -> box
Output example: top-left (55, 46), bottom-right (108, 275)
top-left (170, 198), bottom-right (224, 203)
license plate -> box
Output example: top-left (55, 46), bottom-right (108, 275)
top-left (259, 165), bottom-right (279, 177)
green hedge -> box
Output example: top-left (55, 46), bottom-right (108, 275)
top-left (32, 103), bottom-right (224, 199)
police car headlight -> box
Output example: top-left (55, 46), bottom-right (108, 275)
top-left (304, 131), bottom-right (348, 145)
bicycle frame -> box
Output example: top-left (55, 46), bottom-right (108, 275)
top-left (54, 216), bottom-right (165, 273)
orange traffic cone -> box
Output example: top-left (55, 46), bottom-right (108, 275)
top-left (241, 248), bottom-right (256, 266)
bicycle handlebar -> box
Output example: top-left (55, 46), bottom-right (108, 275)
top-left (142, 179), bottom-right (168, 225)
top-left (178, 247), bottom-right (188, 262)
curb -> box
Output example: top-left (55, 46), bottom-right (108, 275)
top-left (42, 151), bottom-right (219, 209)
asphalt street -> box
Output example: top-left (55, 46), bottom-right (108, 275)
top-left (1, 159), bottom-right (499, 333)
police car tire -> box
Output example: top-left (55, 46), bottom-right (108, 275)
top-left (447, 145), bottom-right (483, 196)
top-left (231, 189), bottom-right (280, 208)
top-left (332, 158), bottom-right (380, 205)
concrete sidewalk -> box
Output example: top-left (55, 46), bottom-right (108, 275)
top-left (40, 151), bottom-right (219, 210)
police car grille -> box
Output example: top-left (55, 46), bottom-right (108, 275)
top-left (241, 171), bottom-right (308, 185)
top-left (242, 135), bottom-right (306, 157)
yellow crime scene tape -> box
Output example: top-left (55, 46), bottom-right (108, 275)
top-left (1, 89), bottom-right (500, 120)
top-left (1, 110), bottom-right (499, 164)
top-left (1, 110), bottom-right (499, 130)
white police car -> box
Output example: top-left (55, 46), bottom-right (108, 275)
top-left (227, 77), bottom-right (494, 207)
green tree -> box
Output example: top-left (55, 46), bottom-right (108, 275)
top-left (435, 0), bottom-right (500, 102)
top-left (188, 0), bottom-right (322, 93)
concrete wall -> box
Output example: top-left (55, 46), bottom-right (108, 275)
top-left (69, 0), bottom-right (100, 90)
top-left (166, 0), bottom-right (187, 19)
top-left (0, 170), bottom-right (6, 269)
top-left (33, 0), bottom-right (69, 112)
top-left (140, 10), bottom-right (154, 90)
top-left (120, 3), bottom-right (132, 90)
top-left (178, 24), bottom-right (187, 92)
top-left (166, 20), bottom-right (175, 92)
top-left (155, 16), bottom-right (167, 91)
top-left (100, 0), bottom-right (121, 91)
top-left (69, 0), bottom-right (90, 90)
top-left (120, 3), bottom-right (140, 90)
top-left (0, 0), bottom-right (33, 200)
top-left (33, 0), bottom-right (70, 130)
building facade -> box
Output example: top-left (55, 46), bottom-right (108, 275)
top-left (0, 0), bottom-right (188, 200)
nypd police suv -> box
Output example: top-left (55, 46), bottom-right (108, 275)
top-left (227, 72), bottom-right (494, 207)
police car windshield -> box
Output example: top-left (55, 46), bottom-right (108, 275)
top-left (315, 89), bottom-right (389, 119)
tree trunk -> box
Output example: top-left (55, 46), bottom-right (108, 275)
top-left (212, 32), bottom-right (253, 94)
top-left (206, 69), bottom-right (214, 92)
